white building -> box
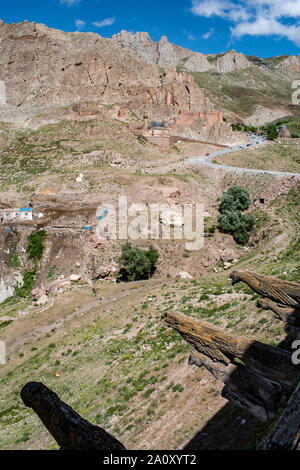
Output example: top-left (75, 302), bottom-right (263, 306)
top-left (0, 207), bottom-right (33, 223)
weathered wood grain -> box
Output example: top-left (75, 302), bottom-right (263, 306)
top-left (230, 271), bottom-right (300, 308)
top-left (258, 297), bottom-right (300, 326)
top-left (164, 311), bottom-right (298, 385)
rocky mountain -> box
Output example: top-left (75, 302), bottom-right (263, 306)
top-left (111, 30), bottom-right (300, 124)
top-left (112, 30), bottom-right (213, 72)
top-left (0, 19), bottom-right (299, 134)
top-left (111, 30), bottom-right (300, 75)
top-left (0, 19), bottom-right (238, 145)
top-left (112, 30), bottom-right (254, 74)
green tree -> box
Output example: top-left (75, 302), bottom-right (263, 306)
top-left (117, 242), bottom-right (159, 282)
top-left (218, 211), bottom-right (255, 245)
top-left (265, 124), bottom-right (278, 141)
top-left (26, 230), bottom-right (47, 261)
top-left (218, 186), bottom-right (255, 245)
top-left (219, 186), bottom-right (251, 213)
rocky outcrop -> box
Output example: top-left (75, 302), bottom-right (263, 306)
top-left (0, 278), bottom-right (15, 302)
top-left (276, 54), bottom-right (300, 77)
top-left (112, 32), bottom-right (254, 74)
top-left (0, 21), bottom-right (163, 126)
top-left (112, 30), bottom-right (212, 72)
top-left (0, 20), bottom-right (234, 144)
top-left (215, 50), bottom-right (251, 73)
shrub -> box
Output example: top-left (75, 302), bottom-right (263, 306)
top-left (231, 123), bottom-right (242, 132)
top-left (218, 187), bottom-right (255, 245)
top-left (265, 124), bottom-right (278, 141)
top-left (26, 230), bottom-right (47, 261)
top-left (117, 242), bottom-right (159, 282)
top-left (219, 186), bottom-right (251, 213)
top-left (218, 211), bottom-right (255, 245)
top-left (16, 268), bottom-right (37, 298)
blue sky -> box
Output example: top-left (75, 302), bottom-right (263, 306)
top-left (1, 0), bottom-right (300, 58)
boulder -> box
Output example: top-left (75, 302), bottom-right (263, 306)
top-left (31, 288), bottom-right (47, 300)
top-left (36, 295), bottom-right (48, 305)
top-left (70, 274), bottom-right (81, 282)
top-left (178, 271), bottom-right (193, 279)
top-left (160, 187), bottom-right (181, 199)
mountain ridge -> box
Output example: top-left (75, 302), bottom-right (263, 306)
top-left (111, 29), bottom-right (300, 75)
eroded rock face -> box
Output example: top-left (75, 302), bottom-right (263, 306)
top-left (0, 278), bottom-right (15, 302)
top-left (112, 30), bottom-right (212, 72)
top-left (277, 55), bottom-right (300, 76)
top-left (0, 22), bottom-right (162, 126)
top-left (0, 20), bottom-right (234, 143)
top-left (215, 50), bottom-right (252, 73)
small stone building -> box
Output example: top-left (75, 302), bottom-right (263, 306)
top-left (278, 125), bottom-right (291, 138)
top-left (143, 119), bottom-right (171, 148)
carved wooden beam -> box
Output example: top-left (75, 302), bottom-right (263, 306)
top-left (221, 386), bottom-right (269, 422)
top-left (21, 382), bottom-right (126, 450)
top-left (230, 271), bottom-right (300, 308)
top-left (258, 383), bottom-right (300, 450)
top-left (163, 311), bottom-right (298, 386)
top-left (258, 298), bottom-right (300, 326)
top-left (189, 350), bottom-right (288, 415)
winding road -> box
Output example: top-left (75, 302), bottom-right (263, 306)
top-left (186, 135), bottom-right (300, 178)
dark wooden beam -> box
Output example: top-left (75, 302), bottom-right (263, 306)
top-left (258, 384), bottom-right (300, 450)
top-left (21, 382), bottom-right (126, 450)
top-left (189, 350), bottom-right (289, 414)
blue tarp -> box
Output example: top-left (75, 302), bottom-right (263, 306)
top-left (81, 225), bottom-right (92, 230)
top-left (97, 209), bottom-right (108, 221)
top-left (20, 208), bottom-right (32, 212)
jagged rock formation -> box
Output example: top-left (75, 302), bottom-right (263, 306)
top-left (214, 50), bottom-right (252, 73)
top-left (0, 20), bottom-right (236, 144)
top-left (163, 310), bottom-right (299, 421)
top-left (21, 382), bottom-right (126, 450)
top-left (112, 30), bottom-right (212, 72)
top-left (277, 55), bottom-right (300, 77)
top-left (112, 32), bottom-right (255, 74)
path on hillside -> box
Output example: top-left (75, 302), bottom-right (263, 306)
top-left (187, 148), bottom-right (300, 178)
top-left (152, 135), bottom-right (300, 178)
top-left (187, 134), bottom-right (300, 177)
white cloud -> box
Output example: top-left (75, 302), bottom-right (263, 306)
top-left (75, 19), bottom-right (85, 30)
top-left (191, 0), bottom-right (300, 46)
top-left (92, 17), bottom-right (116, 28)
top-left (60, 0), bottom-right (81, 6)
top-left (202, 27), bottom-right (215, 39)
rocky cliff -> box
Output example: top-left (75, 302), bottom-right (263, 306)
top-left (112, 31), bottom-right (255, 74)
top-left (0, 20), bottom-right (237, 145)
top-left (112, 30), bottom-right (212, 72)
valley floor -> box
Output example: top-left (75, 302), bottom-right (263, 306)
top-left (0, 120), bottom-right (299, 450)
